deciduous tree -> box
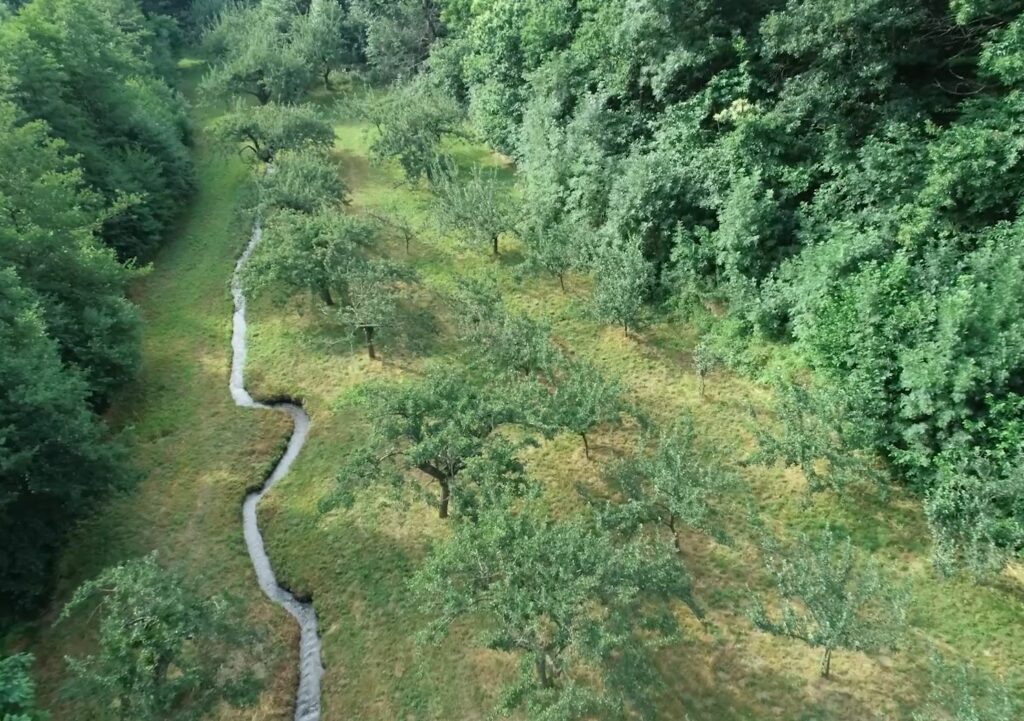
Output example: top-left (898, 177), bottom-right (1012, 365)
top-left (357, 77), bottom-right (465, 182)
top-left (334, 258), bottom-right (410, 360)
top-left (432, 164), bottom-right (519, 256)
top-left (924, 450), bottom-right (1024, 578)
top-left (294, 0), bottom-right (361, 89)
top-left (693, 341), bottom-right (717, 399)
top-left (750, 526), bottom-right (906, 678)
top-left (1, 0), bottom-right (193, 259)
top-left (609, 414), bottom-right (731, 552)
top-left (912, 654), bottom-right (1020, 721)
top-left (329, 367), bottom-right (522, 518)
top-left (209, 103), bottom-right (335, 163)
top-left (522, 216), bottom-right (578, 291)
top-left (751, 378), bottom-right (873, 495)
top-left (201, 0), bottom-right (313, 105)
top-left (257, 149), bottom-right (347, 215)
top-left (0, 100), bottom-right (140, 404)
top-left (453, 286), bottom-right (560, 378)
top-left (58, 555), bottom-right (258, 721)
top-left (0, 269), bottom-right (129, 616)
top-left (534, 359), bottom-right (625, 460)
top-left (348, 0), bottom-right (442, 81)
top-left (591, 239), bottom-right (653, 335)
top-left (0, 653), bottom-right (43, 721)
top-left (244, 209), bottom-right (374, 306)
top-left (412, 503), bottom-right (693, 719)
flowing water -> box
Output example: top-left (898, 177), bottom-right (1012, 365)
top-left (231, 222), bottom-right (323, 721)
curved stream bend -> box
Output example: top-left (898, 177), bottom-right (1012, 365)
top-left (230, 222), bottom-right (323, 721)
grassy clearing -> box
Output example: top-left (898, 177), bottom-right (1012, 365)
top-left (244, 98), bottom-right (1024, 719)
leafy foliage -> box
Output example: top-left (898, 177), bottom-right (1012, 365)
top-left (925, 450), bottom-right (1024, 578)
top-left (750, 526), bottom-right (907, 677)
top-left (257, 149), bottom-right (347, 215)
top-left (912, 654), bottom-right (1020, 721)
top-left (348, 0), bottom-right (442, 81)
top-left (326, 366), bottom-right (524, 519)
top-left (333, 258), bottom-right (411, 359)
top-left (58, 555), bottom-right (258, 721)
top-left (521, 217), bottom-right (578, 291)
top-left (294, 0), bottom-right (361, 89)
top-left (0, 0), bottom-right (193, 259)
top-left (591, 239), bottom-right (653, 334)
top-left (412, 503), bottom-right (692, 719)
top-left (693, 341), bottom-right (717, 399)
top-left (533, 359), bottom-right (626, 459)
top-left (357, 77), bottom-right (465, 182)
top-left (453, 284), bottom-right (560, 378)
top-left (209, 102), bottom-right (335, 163)
top-left (0, 653), bottom-right (44, 721)
top-left (0, 101), bottom-right (139, 404)
top-left (0, 220), bottom-right (130, 619)
top-left (432, 164), bottom-right (519, 255)
top-left (244, 209), bottom-right (374, 306)
top-left (608, 414), bottom-right (731, 550)
top-left (201, 0), bottom-right (314, 105)
top-left (751, 378), bottom-right (874, 495)
top-left (426, 0), bottom-right (1024, 567)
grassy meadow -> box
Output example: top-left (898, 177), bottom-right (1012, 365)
top-left (26, 65), bottom-right (1024, 720)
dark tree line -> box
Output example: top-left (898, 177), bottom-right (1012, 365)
top-left (0, 0), bottom-right (194, 618)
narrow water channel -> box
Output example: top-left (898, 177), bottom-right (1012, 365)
top-left (230, 222), bottom-right (323, 721)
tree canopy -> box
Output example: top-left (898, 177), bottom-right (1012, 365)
top-left (412, 503), bottom-right (693, 719)
top-left (209, 102), bottom-right (335, 163)
top-left (331, 366), bottom-right (524, 519)
top-left (751, 526), bottom-right (907, 678)
top-left (201, 0), bottom-right (314, 105)
top-left (58, 555), bottom-right (258, 721)
top-left (0, 653), bottom-right (43, 721)
top-left (0, 0), bottom-right (174, 612)
top-left (0, 0), bottom-right (193, 259)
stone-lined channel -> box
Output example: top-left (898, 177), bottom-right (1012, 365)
top-left (230, 221), bottom-right (323, 721)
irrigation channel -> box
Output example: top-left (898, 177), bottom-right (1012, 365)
top-left (230, 221), bottom-right (324, 721)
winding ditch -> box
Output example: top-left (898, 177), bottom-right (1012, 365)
top-left (230, 221), bottom-right (324, 721)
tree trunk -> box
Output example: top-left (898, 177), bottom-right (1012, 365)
top-left (698, 373), bottom-right (705, 399)
top-left (364, 326), bottom-right (376, 360)
top-left (668, 515), bottom-right (681, 554)
top-left (623, 322), bottom-right (629, 336)
top-left (438, 478), bottom-right (451, 519)
top-left (819, 647), bottom-right (832, 678)
top-left (419, 464), bottom-right (453, 519)
top-left (536, 654), bottom-right (553, 688)
top-left (423, 0), bottom-right (440, 43)
top-left (581, 432), bottom-right (590, 459)
top-left (492, 234), bottom-right (500, 256)
top-left (319, 285), bottom-right (335, 307)
top-left (558, 273), bottom-right (566, 292)
top-left (323, 68), bottom-right (332, 90)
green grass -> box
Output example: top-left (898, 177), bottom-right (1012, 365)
top-left (22, 71), bottom-right (1024, 721)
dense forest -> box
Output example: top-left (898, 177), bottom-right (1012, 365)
top-left (2, 0), bottom-right (1023, 719)
top-left (0, 0), bottom-right (195, 617)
